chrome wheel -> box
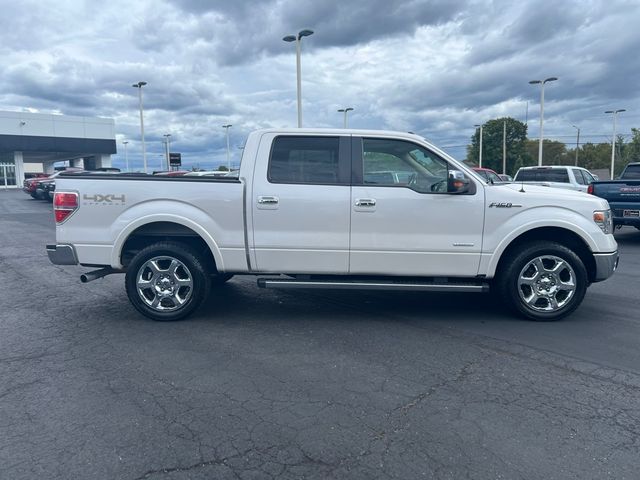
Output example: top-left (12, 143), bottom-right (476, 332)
top-left (136, 256), bottom-right (193, 312)
top-left (517, 255), bottom-right (576, 312)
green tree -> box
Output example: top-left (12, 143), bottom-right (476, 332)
top-left (525, 139), bottom-right (569, 166)
top-left (466, 117), bottom-right (530, 176)
top-left (577, 142), bottom-right (611, 171)
top-left (623, 128), bottom-right (640, 165)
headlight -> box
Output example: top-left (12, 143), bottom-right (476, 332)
top-left (593, 209), bottom-right (613, 234)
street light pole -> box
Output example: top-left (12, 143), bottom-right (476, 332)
top-left (123, 141), bottom-right (129, 172)
top-left (605, 109), bottom-right (626, 179)
top-left (163, 134), bottom-right (171, 170)
top-left (474, 124), bottom-right (483, 167)
top-left (529, 77), bottom-right (558, 166)
top-left (571, 125), bottom-right (580, 166)
top-left (132, 81), bottom-right (148, 172)
top-left (283, 29), bottom-right (314, 128)
top-left (337, 107), bottom-right (354, 128)
top-left (502, 120), bottom-right (507, 175)
top-left (222, 124), bottom-right (232, 171)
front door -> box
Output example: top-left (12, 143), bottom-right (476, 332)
top-left (349, 136), bottom-right (485, 277)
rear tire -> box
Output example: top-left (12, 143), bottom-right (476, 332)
top-left (496, 241), bottom-right (588, 321)
top-left (125, 241), bottom-right (211, 321)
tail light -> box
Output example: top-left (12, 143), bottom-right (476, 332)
top-left (53, 192), bottom-right (79, 223)
top-left (587, 184), bottom-right (594, 195)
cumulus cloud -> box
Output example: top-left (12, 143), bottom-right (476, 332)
top-left (0, 0), bottom-right (638, 169)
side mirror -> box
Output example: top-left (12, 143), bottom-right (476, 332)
top-left (448, 170), bottom-right (471, 194)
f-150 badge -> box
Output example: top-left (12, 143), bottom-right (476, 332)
top-left (489, 202), bottom-right (522, 208)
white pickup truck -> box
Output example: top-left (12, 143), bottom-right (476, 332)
top-left (47, 129), bottom-right (619, 321)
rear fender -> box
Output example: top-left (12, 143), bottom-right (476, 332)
top-left (111, 201), bottom-right (223, 270)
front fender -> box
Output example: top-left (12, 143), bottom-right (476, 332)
top-left (481, 206), bottom-right (617, 278)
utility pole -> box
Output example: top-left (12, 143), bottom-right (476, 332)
top-left (572, 125), bottom-right (580, 166)
top-left (222, 124), bottom-right (232, 171)
top-left (605, 109), bottom-right (625, 179)
top-left (283, 30), bottom-right (314, 127)
top-left (132, 81), bottom-right (148, 172)
top-left (163, 134), bottom-right (171, 170)
top-left (529, 77), bottom-right (558, 166)
top-left (502, 120), bottom-right (507, 175)
top-left (337, 107), bottom-right (354, 128)
top-left (474, 124), bottom-right (483, 168)
top-left (123, 141), bottom-right (129, 172)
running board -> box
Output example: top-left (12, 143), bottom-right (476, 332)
top-left (257, 278), bottom-right (489, 293)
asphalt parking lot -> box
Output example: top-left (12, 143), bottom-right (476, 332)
top-left (1, 188), bottom-right (639, 480)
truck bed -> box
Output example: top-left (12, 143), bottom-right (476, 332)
top-left (54, 172), bottom-right (247, 270)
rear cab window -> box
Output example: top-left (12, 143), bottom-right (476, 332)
top-left (622, 164), bottom-right (640, 179)
top-left (515, 168), bottom-right (570, 183)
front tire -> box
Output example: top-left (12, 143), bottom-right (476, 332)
top-left (125, 242), bottom-right (211, 321)
top-left (496, 241), bottom-right (588, 321)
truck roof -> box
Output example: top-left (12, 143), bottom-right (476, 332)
top-left (251, 128), bottom-right (427, 142)
top-left (517, 165), bottom-right (588, 170)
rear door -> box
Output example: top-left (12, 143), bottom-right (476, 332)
top-left (349, 136), bottom-right (484, 277)
top-left (250, 133), bottom-right (352, 273)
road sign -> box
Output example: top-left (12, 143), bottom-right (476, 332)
top-left (169, 153), bottom-right (181, 167)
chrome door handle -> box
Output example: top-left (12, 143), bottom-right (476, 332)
top-left (355, 198), bottom-right (376, 207)
top-left (258, 196), bottom-right (279, 205)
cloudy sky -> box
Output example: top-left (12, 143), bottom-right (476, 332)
top-left (1, 0), bottom-right (639, 170)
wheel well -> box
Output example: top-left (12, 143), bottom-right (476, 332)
top-left (495, 227), bottom-right (596, 282)
top-left (120, 222), bottom-right (217, 273)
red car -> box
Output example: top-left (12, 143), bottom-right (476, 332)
top-left (24, 169), bottom-right (83, 199)
top-left (23, 174), bottom-right (49, 198)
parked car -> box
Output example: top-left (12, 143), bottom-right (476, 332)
top-left (513, 166), bottom-right (597, 192)
top-left (588, 162), bottom-right (640, 229)
top-left (23, 174), bottom-right (49, 198)
top-left (24, 169), bottom-right (83, 199)
top-left (498, 174), bottom-right (513, 182)
top-left (472, 167), bottom-right (503, 184)
top-left (47, 128), bottom-right (618, 322)
top-left (35, 178), bottom-right (57, 201)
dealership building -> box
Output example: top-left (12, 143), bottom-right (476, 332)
top-left (0, 110), bottom-right (116, 187)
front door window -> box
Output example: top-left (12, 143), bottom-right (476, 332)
top-left (362, 138), bottom-right (453, 194)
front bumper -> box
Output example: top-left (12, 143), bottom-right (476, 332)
top-left (592, 251), bottom-right (619, 282)
top-left (46, 244), bottom-right (78, 265)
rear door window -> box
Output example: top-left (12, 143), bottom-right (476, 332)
top-left (572, 169), bottom-right (586, 185)
top-left (515, 169), bottom-right (570, 183)
top-left (268, 136), bottom-right (348, 185)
